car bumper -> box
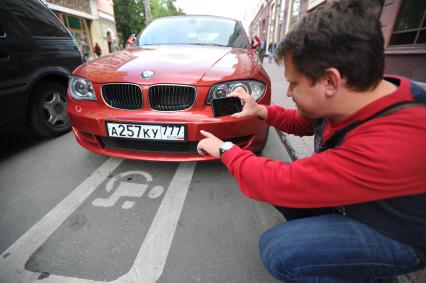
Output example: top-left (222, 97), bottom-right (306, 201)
top-left (68, 99), bottom-right (268, 162)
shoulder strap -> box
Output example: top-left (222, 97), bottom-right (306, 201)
top-left (318, 101), bottom-right (426, 152)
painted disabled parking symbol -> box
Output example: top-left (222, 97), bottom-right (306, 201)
top-left (92, 171), bottom-right (164, 209)
top-left (0, 159), bottom-right (196, 282)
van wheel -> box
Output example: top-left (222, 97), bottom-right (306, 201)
top-left (28, 81), bottom-right (70, 137)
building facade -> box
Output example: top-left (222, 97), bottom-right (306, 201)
top-left (250, 0), bottom-right (426, 82)
top-left (44, 0), bottom-right (118, 57)
top-left (249, 0), bottom-right (298, 54)
top-left (249, 1), bottom-right (271, 43)
top-left (380, 0), bottom-right (425, 82)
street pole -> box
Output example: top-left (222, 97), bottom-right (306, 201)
top-left (143, 0), bottom-right (152, 25)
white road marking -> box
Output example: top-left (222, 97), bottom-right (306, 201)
top-left (92, 170), bottom-right (155, 209)
top-left (0, 159), bottom-right (196, 283)
top-left (122, 162), bottom-right (196, 283)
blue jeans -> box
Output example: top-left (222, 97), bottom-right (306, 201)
top-left (269, 52), bottom-right (274, 63)
top-left (259, 214), bottom-right (423, 282)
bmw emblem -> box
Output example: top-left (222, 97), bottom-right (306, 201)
top-left (142, 70), bottom-right (154, 79)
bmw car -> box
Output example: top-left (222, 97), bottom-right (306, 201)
top-left (67, 15), bottom-right (271, 161)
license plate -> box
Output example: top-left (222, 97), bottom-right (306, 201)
top-left (106, 122), bottom-right (185, 141)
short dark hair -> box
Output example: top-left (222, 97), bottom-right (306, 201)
top-left (275, 0), bottom-right (384, 91)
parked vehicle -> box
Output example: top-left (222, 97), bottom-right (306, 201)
top-left (0, 0), bottom-right (82, 137)
top-left (68, 15), bottom-right (271, 161)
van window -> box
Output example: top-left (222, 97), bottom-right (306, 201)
top-left (4, 0), bottom-right (69, 37)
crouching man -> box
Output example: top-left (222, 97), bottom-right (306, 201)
top-left (197, 0), bottom-right (426, 281)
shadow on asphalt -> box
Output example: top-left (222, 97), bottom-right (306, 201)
top-left (0, 125), bottom-right (47, 160)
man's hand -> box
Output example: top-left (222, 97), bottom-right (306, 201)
top-left (197, 130), bottom-right (224, 158)
top-left (227, 86), bottom-right (268, 120)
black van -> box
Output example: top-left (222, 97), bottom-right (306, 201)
top-left (0, 0), bottom-right (82, 137)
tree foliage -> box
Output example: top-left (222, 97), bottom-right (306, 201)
top-left (151, 0), bottom-right (185, 19)
top-left (113, 0), bottom-right (184, 46)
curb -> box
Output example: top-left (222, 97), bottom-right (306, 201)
top-left (275, 128), bottom-right (313, 161)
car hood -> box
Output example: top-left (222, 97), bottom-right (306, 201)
top-left (74, 45), bottom-right (258, 85)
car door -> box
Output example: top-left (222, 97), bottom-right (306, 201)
top-left (0, 3), bottom-right (28, 131)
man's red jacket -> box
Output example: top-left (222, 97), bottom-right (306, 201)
top-left (221, 76), bottom-right (426, 208)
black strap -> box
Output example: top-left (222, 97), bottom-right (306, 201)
top-left (319, 101), bottom-right (426, 152)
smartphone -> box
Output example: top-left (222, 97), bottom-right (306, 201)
top-left (211, 97), bottom-right (243, 117)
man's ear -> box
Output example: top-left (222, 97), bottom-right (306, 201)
top-left (323, 68), bottom-right (342, 97)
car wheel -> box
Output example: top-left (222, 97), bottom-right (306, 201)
top-left (27, 81), bottom-right (70, 137)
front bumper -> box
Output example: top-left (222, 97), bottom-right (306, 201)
top-left (68, 99), bottom-right (268, 162)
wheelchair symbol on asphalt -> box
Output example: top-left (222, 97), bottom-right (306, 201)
top-left (92, 170), bottom-right (164, 209)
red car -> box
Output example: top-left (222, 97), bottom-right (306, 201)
top-left (67, 16), bottom-right (271, 161)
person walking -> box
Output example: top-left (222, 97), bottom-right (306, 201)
top-left (197, 0), bottom-right (426, 281)
top-left (250, 35), bottom-right (260, 52)
top-left (79, 39), bottom-right (90, 62)
top-left (106, 31), bottom-right (112, 54)
top-left (257, 38), bottom-right (266, 63)
top-left (267, 42), bottom-right (276, 64)
top-left (93, 43), bottom-right (102, 58)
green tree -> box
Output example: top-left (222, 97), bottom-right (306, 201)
top-left (151, 0), bottom-right (185, 18)
top-left (113, 0), bottom-right (184, 47)
top-left (113, 0), bottom-right (146, 46)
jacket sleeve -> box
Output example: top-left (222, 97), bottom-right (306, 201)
top-left (220, 115), bottom-right (426, 208)
top-left (265, 105), bottom-right (314, 136)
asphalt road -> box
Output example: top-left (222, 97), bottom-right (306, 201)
top-left (0, 116), bottom-right (291, 282)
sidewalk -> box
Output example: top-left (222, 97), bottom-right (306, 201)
top-left (262, 61), bottom-right (314, 160)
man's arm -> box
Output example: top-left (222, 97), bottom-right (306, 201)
top-left (220, 116), bottom-right (426, 208)
top-left (265, 105), bottom-right (314, 136)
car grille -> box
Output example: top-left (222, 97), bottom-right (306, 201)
top-left (149, 85), bottom-right (196, 111)
top-left (98, 136), bottom-right (251, 154)
top-left (102, 84), bottom-right (143, 110)
top-left (99, 137), bottom-right (198, 153)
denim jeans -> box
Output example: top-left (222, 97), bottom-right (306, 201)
top-left (269, 52), bottom-right (274, 63)
top-left (259, 214), bottom-right (423, 282)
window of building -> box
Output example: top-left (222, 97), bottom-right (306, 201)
top-left (389, 0), bottom-right (426, 46)
top-left (67, 16), bottom-right (82, 30)
top-left (56, 13), bottom-right (92, 53)
top-left (289, 0), bottom-right (301, 29)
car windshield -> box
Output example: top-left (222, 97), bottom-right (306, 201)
top-left (138, 16), bottom-right (248, 48)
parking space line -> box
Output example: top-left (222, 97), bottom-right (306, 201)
top-left (0, 159), bottom-right (196, 283)
top-left (125, 162), bottom-right (196, 283)
top-left (0, 157), bottom-right (123, 282)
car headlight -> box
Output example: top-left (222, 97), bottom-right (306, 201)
top-left (68, 75), bottom-right (96, 101)
top-left (206, 80), bottom-right (266, 104)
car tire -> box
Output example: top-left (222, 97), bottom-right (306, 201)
top-left (27, 81), bottom-right (71, 137)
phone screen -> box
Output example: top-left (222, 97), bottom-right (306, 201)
top-left (211, 97), bottom-right (243, 117)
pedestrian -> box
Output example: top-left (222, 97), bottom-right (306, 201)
top-left (250, 35), bottom-right (260, 52)
top-left (79, 38), bottom-right (90, 62)
top-left (93, 43), bottom-right (102, 57)
top-left (267, 42), bottom-right (276, 64)
top-left (197, 0), bottom-right (426, 282)
top-left (125, 34), bottom-right (136, 49)
top-left (111, 39), bottom-right (119, 52)
top-left (106, 31), bottom-right (112, 53)
top-left (257, 38), bottom-right (266, 63)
